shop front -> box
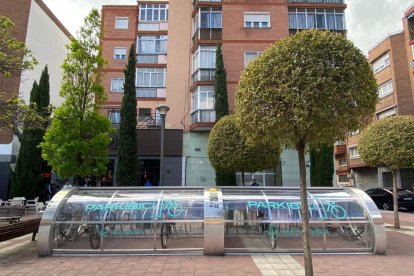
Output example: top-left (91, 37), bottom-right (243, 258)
top-left (38, 187), bottom-right (386, 256)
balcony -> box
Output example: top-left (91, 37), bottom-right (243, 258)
top-left (334, 144), bottom-right (346, 156)
top-left (191, 68), bottom-right (215, 84)
top-left (190, 109), bottom-right (216, 132)
top-left (192, 28), bottom-right (222, 44)
top-left (193, 0), bottom-right (222, 8)
top-left (288, 0), bottom-right (344, 3)
top-left (336, 166), bottom-right (349, 174)
top-left (137, 113), bottom-right (161, 129)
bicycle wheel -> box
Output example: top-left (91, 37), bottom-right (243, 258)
top-left (267, 225), bottom-right (278, 249)
top-left (160, 224), bottom-right (168, 249)
top-left (89, 224), bottom-right (101, 249)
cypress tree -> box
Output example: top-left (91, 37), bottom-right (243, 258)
top-left (116, 44), bottom-right (138, 186)
top-left (13, 66), bottom-right (50, 198)
top-left (214, 44), bottom-right (229, 121)
top-left (213, 44), bottom-right (235, 186)
top-left (310, 144), bottom-right (334, 187)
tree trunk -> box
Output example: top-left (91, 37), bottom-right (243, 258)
top-left (392, 169), bottom-right (400, 229)
top-left (74, 176), bottom-right (80, 187)
top-left (298, 141), bottom-right (314, 276)
top-left (241, 171), bottom-right (245, 186)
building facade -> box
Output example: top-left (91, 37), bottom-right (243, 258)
top-left (101, 0), bottom-right (347, 187)
top-left (334, 4), bottom-right (414, 191)
top-left (0, 0), bottom-right (71, 199)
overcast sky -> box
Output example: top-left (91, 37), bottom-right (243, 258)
top-left (43, 0), bottom-right (412, 54)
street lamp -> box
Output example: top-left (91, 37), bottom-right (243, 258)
top-left (156, 104), bottom-right (170, 186)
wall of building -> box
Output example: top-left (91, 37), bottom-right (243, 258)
top-left (183, 132), bottom-right (215, 187)
top-left (280, 150), bottom-right (311, 187)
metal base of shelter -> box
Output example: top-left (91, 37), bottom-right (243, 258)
top-left (37, 187), bottom-right (386, 256)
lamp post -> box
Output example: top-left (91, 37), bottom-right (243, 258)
top-left (156, 104), bottom-right (170, 186)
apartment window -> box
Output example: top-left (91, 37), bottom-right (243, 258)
top-left (372, 52), bottom-right (390, 74)
top-left (244, 52), bottom-right (262, 67)
top-left (138, 35), bottom-right (167, 54)
top-left (288, 8), bottom-right (345, 31)
top-left (192, 45), bottom-right (216, 72)
top-left (111, 78), bottom-right (124, 92)
top-left (244, 13), bottom-right (270, 28)
top-left (376, 106), bottom-right (396, 120)
top-left (349, 146), bottom-right (359, 159)
top-left (338, 158), bottom-right (347, 166)
top-left (109, 110), bottom-right (121, 124)
top-left (378, 80), bottom-right (393, 98)
top-left (139, 4), bottom-right (168, 21)
top-left (115, 17), bottom-right (128, 29)
top-left (113, 47), bottom-right (127, 59)
top-left (137, 68), bottom-right (166, 88)
top-left (192, 86), bottom-right (215, 112)
top-left (200, 7), bottom-right (222, 28)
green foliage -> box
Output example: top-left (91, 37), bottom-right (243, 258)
top-left (236, 30), bottom-right (378, 148)
top-left (14, 66), bottom-right (51, 198)
top-left (41, 9), bottom-right (111, 182)
top-left (0, 16), bottom-right (37, 76)
top-left (216, 171), bottom-right (236, 186)
top-left (116, 44), bottom-right (138, 186)
top-left (359, 116), bottom-right (414, 170)
top-left (310, 144), bottom-right (334, 187)
top-left (0, 16), bottom-right (40, 132)
top-left (214, 44), bottom-right (229, 121)
top-left (208, 115), bottom-right (280, 173)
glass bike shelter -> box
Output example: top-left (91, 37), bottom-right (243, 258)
top-left (38, 187), bottom-right (386, 256)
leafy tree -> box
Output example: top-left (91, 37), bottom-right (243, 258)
top-left (41, 9), bottom-right (111, 185)
top-left (13, 66), bottom-right (50, 198)
top-left (116, 44), bottom-right (138, 186)
top-left (310, 144), bottom-right (334, 187)
top-left (359, 115), bottom-right (414, 229)
top-left (208, 115), bottom-right (280, 185)
top-left (0, 16), bottom-right (41, 134)
top-left (213, 44), bottom-right (234, 185)
top-left (236, 30), bottom-right (377, 275)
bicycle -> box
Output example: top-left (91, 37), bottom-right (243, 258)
top-left (160, 209), bottom-right (172, 249)
top-left (88, 209), bottom-right (116, 249)
top-left (54, 203), bottom-right (86, 245)
top-left (256, 208), bottom-right (278, 249)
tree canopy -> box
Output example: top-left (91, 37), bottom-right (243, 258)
top-left (41, 9), bottom-right (111, 184)
top-left (0, 15), bottom-right (40, 133)
top-left (116, 44), bottom-right (138, 186)
top-left (235, 29), bottom-right (378, 275)
top-left (359, 116), bottom-right (414, 170)
top-left (208, 115), bottom-right (280, 174)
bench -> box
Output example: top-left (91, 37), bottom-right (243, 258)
top-left (0, 218), bottom-right (41, 242)
top-left (0, 206), bottom-right (25, 223)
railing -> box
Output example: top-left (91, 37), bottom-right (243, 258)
top-left (191, 68), bottom-right (215, 84)
top-left (191, 109), bottom-right (216, 124)
top-left (192, 28), bottom-right (222, 44)
top-left (288, 0), bottom-right (345, 3)
top-left (137, 113), bottom-right (160, 129)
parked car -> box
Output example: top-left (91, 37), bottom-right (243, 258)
top-left (365, 188), bottom-right (414, 211)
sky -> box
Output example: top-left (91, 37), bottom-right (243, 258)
top-left (43, 0), bottom-right (412, 54)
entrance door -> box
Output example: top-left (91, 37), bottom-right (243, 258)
top-left (138, 159), bottom-right (160, 186)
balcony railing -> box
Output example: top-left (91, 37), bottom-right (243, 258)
top-left (192, 28), bottom-right (222, 44)
top-left (191, 109), bottom-right (216, 124)
top-left (288, 0), bottom-right (344, 3)
top-left (191, 68), bottom-right (215, 84)
top-left (137, 113), bottom-right (161, 129)
top-left (136, 88), bottom-right (165, 98)
top-left (334, 144), bottom-right (346, 156)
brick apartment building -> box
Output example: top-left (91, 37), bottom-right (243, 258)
top-left (101, 0), bottom-right (347, 187)
top-left (334, 4), bottom-right (414, 191)
top-left (0, 0), bottom-right (70, 199)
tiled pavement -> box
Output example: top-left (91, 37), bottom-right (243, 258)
top-left (1, 211), bottom-right (414, 276)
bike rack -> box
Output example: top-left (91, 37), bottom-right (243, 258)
top-left (37, 186), bottom-right (386, 256)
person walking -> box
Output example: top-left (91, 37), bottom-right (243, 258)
top-left (251, 178), bottom-right (259, 186)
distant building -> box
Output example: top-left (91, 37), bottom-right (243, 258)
top-left (100, 0), bottom-right (347, 187)
top-left (334, 4), bottom-right (414, 191)
top-left (0, 0), bottom-right (71, 199)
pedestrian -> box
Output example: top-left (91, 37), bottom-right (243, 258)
top-left (251, 178), bottom-right (259, 186)
top-left (47, 182), bottom-right (55, 200)
top-left (145, 179), bottom-right (152, 186)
